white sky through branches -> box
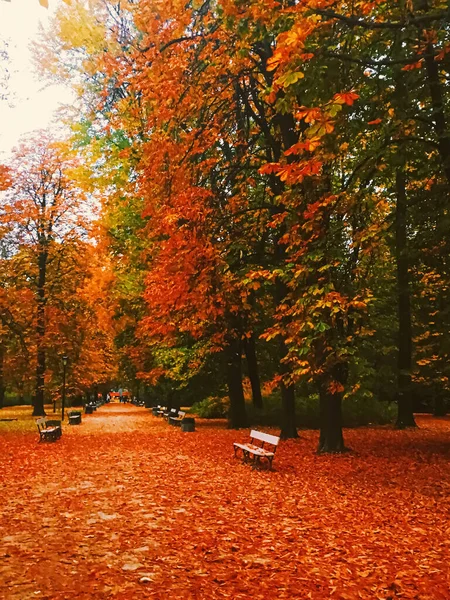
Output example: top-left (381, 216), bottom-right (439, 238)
top-left (0, 0), bottom-right (74, 157)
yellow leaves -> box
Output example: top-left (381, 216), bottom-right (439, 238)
top-left (307, 119), bottom-right (335, 138)
top-left (274, 71), bottom-right (304, 88)
top-left (266, 52), bottom-right (283, 72)
top-left (57, 3), bottom-right (108, 54)
top-left (39, 0), bottom-right (49, 7)
top-left (284, 138), bottom-right (321, 156)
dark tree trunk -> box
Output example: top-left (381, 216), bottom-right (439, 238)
top-left (243, 335), bottom-right (263, 409)
top-left (394, 170), bottom-right (417, 429)
top-left (423, 42), bottom-right (450, 186)
top-left (0, 343), bottom-right (4, 410)
top-left (275, 277), bottom-right (299, 439)
top-left (317, 379), bottom-right (347, 453)
top-left (279, 339), bottom-right (298, 439)
top-left (33, 250), bottom-right (47, 417)
top-left (434, 394), bottom-right (447, 417)
top-left (226, 338), bottom-right (248, 429)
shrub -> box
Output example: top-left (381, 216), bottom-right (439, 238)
top-left (247, 392), bottom-right (395, 428)
top-left (190, 396), bottom-right (229, 418)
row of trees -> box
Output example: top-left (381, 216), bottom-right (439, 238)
top-left (2, 0), bottom-right (448, 452)
top-left (0, 135), bottom-right (116, 415)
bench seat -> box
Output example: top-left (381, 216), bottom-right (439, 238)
top-left (169, 411), bottom-right (186, 426)
top-left (233, 430), bottom-right (280, 469)
top-left (36, 418), bottom-right (61, 443)
top-left (233, 442), bottom-right (275, 458)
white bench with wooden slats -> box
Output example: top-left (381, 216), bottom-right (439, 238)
top-left (36, 418), bottom-right (61, 443)
top-left (233, 430), bottom-right (280, 469)
top-left (169, 410), bottom-right (186, 426)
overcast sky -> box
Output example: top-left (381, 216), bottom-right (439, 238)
top-left (0, 0), bottom-right (74, 158)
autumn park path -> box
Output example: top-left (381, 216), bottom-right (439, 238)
top-left (1, 406), bottom-right (450, 600)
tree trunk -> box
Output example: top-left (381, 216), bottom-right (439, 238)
top-left (275, 277), bottom-right (299, 439)
top-left (0, 343), bottom-right (4, 410)
top-left (434, 394), bottom-right (447, 417)
top-left (33, 250), bottom-right (47, 417)
top-left (394, 170), bottom-right (417, 429)
top-left (279, 339), bottom-right (298, 439)
top-left (243, 335), bottom-right (263, 409)
top-left (423, 42), bottom-right (450, 186)
top-left (226, 338), bottom-right (248, 429)
top-left (317, 379), bottom-right (347, 453)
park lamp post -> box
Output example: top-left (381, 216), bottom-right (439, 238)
top-left (61, 355), bottom-right (68, 421)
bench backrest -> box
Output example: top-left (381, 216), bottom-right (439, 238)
top-left (36, 418), bottom-right (47, 432)
top-left (250, 430), bottom-right (280, 447)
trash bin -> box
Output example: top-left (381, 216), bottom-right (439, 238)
top-left (181, 417), bottom-right (195, 432)
top-left (85, 405), bottom-right (93, 414)
top-left (68, 412), bottom-right (82, 425)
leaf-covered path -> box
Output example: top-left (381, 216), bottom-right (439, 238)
top-left (1, 405), bottom-right (449, 599)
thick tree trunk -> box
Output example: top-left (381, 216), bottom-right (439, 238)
top-left (394, 170), bottom-right (417, 429)
top-left (243, 335), bottom-right (263, 409)
top-left (226, 338), bottom-right (248, 429)
top-left (0, 343), bottom-right (4, 410)
top-left (33, 250), bottom-right (47, 417)
top-left (317, 379), bottom-right (347, 453)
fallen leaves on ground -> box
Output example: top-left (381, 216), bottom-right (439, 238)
top-left (0, 405), bottom-right (449, 599)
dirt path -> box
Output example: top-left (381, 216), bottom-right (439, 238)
top-left (1, 405), bottom-right (449, 599)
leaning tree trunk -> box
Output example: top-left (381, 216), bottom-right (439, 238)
top-left (0, 343), bottom-right (4, 410)
top-left (33, 250), bottom-right (47, 417)
top-left (243, 335), bottom-right (263, 409)
top-left (395, 170), bottom-right (417, 429)
top-left (316, 378), bottom-right (347, 453)
top-left (226, 338), bottom-right (248, 429)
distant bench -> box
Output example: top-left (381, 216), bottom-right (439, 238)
top-left (36, 418), bottom-right (62, 443)
top-left (169, 411), bottom-right (185, 426)
top-left (233, 430), bottom-right (280, 470)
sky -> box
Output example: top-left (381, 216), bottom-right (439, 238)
top-left (0, 0), bottom-right (74, 158)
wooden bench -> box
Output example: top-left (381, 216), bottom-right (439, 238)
top-left (169, 411), bottom-right (185, 426)
top-left (233, 430), bottom-right (280, 470)
top-left (36, 418), bottom-right (61, 443)
top-left (165, 408), bottom-right (178, 421)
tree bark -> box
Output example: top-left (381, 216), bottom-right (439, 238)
top-left (394, 170), bottom-right (417, 428)
top-left (33, 249), bottom-right (47, 417)
top-left (275, 276), bottom-right (299, 439)
top-left (316, 375), bottom-right (347, 453)
top-left (434, 393), bottom-right (447, 417)
top-left (226, 338), bottom-right (249, 429)
top-left (423, 42), bottom-right (450, 186)
top-left (279, 338), bottom-right (298, 439)
top-left (0, 343), bottom-right (4, 410)
top-left (243, 335), bottom-right (263, 409)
